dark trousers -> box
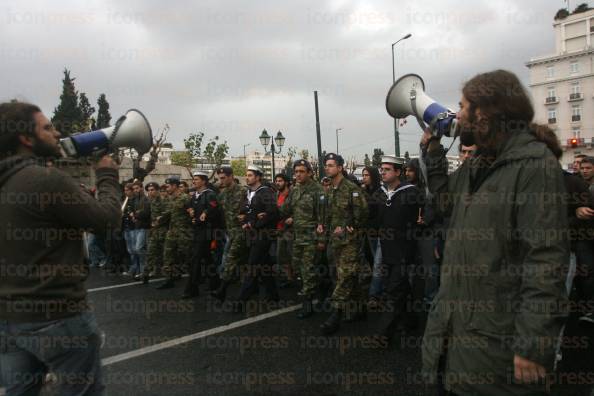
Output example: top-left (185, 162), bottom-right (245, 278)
top-left (238, 234), bottom-right (278, 302)
top-left (185, 231), bottom-right (213, 294)
top-left (377, 244), bottom-right (411, 337)
top-left (574, 240), bottom-right (594, 306)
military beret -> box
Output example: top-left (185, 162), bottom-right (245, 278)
top-left (165, 176), bottom-right (181, 185)
top-left (324, 153), bottom-right (344, 166)
top-left (144, 182), bottom-right (159, 191)
top-left (293, 159), bottom-right (312, 171)
top-left (216, 166), bottom-right (233, 176)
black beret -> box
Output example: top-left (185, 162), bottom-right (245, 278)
top-left (324, 153), bottom-right (344, 166)
top-left (145, 182), bottom-right (159, 191)
top-left (293, 159), bottom-right (312, 171)
top-left (165, 176), bottom-right (181, 185)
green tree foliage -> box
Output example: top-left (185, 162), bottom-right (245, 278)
top-left (203, 136), bottom-right (229, 171)
top-left (372, 148), bottom-right (384, 167)
top-left (78, 93), bottom-right (95, 131)
top-left (574, 3), bottom-right (591, 13)
top-left (364, 154), bottom-right (371, 167)
top-left (52, 69), bottom-right (83, 136)
top-left (96, 94), bottom-right (111, 128)
top-left (231, 159), bottom-right (247, 176)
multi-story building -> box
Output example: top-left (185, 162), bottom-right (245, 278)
top-left (244, 150), bottom-right (288, 179)
top-left (526, 8), bottom-right (594, 170)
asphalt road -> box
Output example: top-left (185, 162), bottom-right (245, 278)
top-left (86, 268), bottom-right (430, 396)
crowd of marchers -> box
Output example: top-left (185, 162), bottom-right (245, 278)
top-left (1, 69), bottom-right (594, 395)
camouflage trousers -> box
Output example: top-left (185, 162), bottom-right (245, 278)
top-left (145, 227), bottom-right (167, 275)
top-left (291, 234), bottom-right (319, 297)
top-left (221, 229), bottom-right (247, 282)
top-left (162, 227), bottom-right (193, 278)
top-left (329, 236), bottom-right (371, 311)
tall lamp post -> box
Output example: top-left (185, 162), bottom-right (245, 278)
top-left (335, 128), bottom-right (342, 153)
top-left (259, 129), bottom-right (285, 179)
top-left (242, 143), bottom-right (250, 167)
top-left (391, 33), bottom-right (412, 157)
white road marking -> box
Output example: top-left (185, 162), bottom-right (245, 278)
top-left (101, 304), bottom-right (301, 366)
top-left (88, 275), bottom-right (188, 292)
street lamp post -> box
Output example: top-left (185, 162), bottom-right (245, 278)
top-left (391, 33), bottom-right (412, 157)
top-left (259, 129), bottom-right (285, 179)
top-left (335, 128), bottom-right (342, 153)
top-left (242, 143), bottom-right (250, 167)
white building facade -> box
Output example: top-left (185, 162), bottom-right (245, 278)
top-left (526, 9), bottom-right (594, 169)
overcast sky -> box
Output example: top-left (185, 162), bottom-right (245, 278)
top-left (1, 0), bottom-right (570, 160)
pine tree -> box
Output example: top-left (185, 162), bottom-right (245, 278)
top-left (52, 69), bottom-right (83, 136)
top-left (372, 148), bottom-right (384, 167)
top-left (364, 154), bottom-right (371, 167)
top-left (78, 92), bottom-right (95, 131)
top-left (96, 94), bottom-right (111, 129)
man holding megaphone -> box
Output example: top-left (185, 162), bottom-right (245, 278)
top-left (0, 101), bottom-right (122, 394)
top-left (386, 70), bottom-right (569, 395)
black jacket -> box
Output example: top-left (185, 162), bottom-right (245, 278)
top-left (240, 185), bottom-right (278, 231)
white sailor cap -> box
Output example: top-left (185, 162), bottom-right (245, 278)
top-left (192, 170), bottom-right (210, 178)
top-left (381, 155), bottom-right (405, 167)
top-left (247, 165), bottom-right (264, 175)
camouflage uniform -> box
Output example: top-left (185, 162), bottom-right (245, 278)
top-left (280, 179), bottom-right (325, 297)
top-left (325, 177), bottom-right (369, 311)
top-left (145, 195), bottom-right (169, 276)
top-left (218, 183), bottom-right (246, 281)
top-left (162, 192), bottom-right (193, 279)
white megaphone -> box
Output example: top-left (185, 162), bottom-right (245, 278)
top-left (386, 74), bottom-right (458, 137)
top-left (60, 109), bottom-right (153, 157)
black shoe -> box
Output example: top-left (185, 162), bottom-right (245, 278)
top-left (181, 291), bottom-right (199, 299)
top-left (156, 279), bottom-right (175, 289)
top-left (142, 274), bottom-right (150, 285)
top-left (210, 281), bottom-right (228, 302)
top-left (343, 304), bottom-right (367, 323)
top-left (297, 299), bottom-right (314, 319)
top-left (320, 308), bottom-right (342, 335)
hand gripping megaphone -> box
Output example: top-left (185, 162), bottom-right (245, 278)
top-left (60, 109), bottom-right (153, 157)
top-left (386, 74), bottom-right (458, 137)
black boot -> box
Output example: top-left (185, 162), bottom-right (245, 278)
top-left (210, 280), bottom-right (229, 302)
top-left (297, 298), bottom-right (314, 319)
top-left (156, 278), bottom-right (175, 289)
top-left (343, 302), bottom-right (367, 323)
top-left (320, 308), bottom-right (342, 335)
top-left (141, 273), bottom-right (150, 285)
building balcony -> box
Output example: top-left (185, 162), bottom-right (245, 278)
top-left (572, 115), bottom-right (582, 122)
top-left (548, 118), bottom-right (557, 124)
top-left (545, 96), bottom-right (558, 104)
top-left (566, 138), bottom-right (586, 148)
top-left (568, 93), bottom-right (583, 101)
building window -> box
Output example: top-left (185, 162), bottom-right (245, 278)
top-left (570, 61), bottom-right (579, 74)
top-left (571, 82), bottom-right (581, 94)
top-left (573, 128), bottom-right (581, 138)
top-left (546, 65), bottom-right (555, 78)
top-left (548, 108), bottom-right (557, 123)
top-left (572, 105), bottom-right (582, 121)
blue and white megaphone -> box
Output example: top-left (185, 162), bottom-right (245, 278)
top-left (386, 74), bottom-right (458, 137)
top-left (60, 109), bottom-right (153, 157)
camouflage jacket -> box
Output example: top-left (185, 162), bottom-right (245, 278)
top-left (280, 179), bottom-right (324, 235)
top-left (163, 192), bottom-right (192, 230)
top-left (149, 196), bottom-right (169, 228)
top-left (325, 176), bottom-right (368, 240)
top-left (218, 183), bottom-right (245, 230)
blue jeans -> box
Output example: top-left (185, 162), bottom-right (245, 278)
top-left (124, 229), bottom-right (147, 275)
top-left (0, 312), bottom-right (104, 395)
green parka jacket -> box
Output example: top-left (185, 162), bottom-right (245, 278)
top-left (421, 131), bottom-right (569, 395)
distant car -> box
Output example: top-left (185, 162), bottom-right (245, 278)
top-left (352, 166), bottom-right (365, 182)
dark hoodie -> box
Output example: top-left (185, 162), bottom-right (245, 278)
top-left (0, 155), bottom-right (121, 322)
